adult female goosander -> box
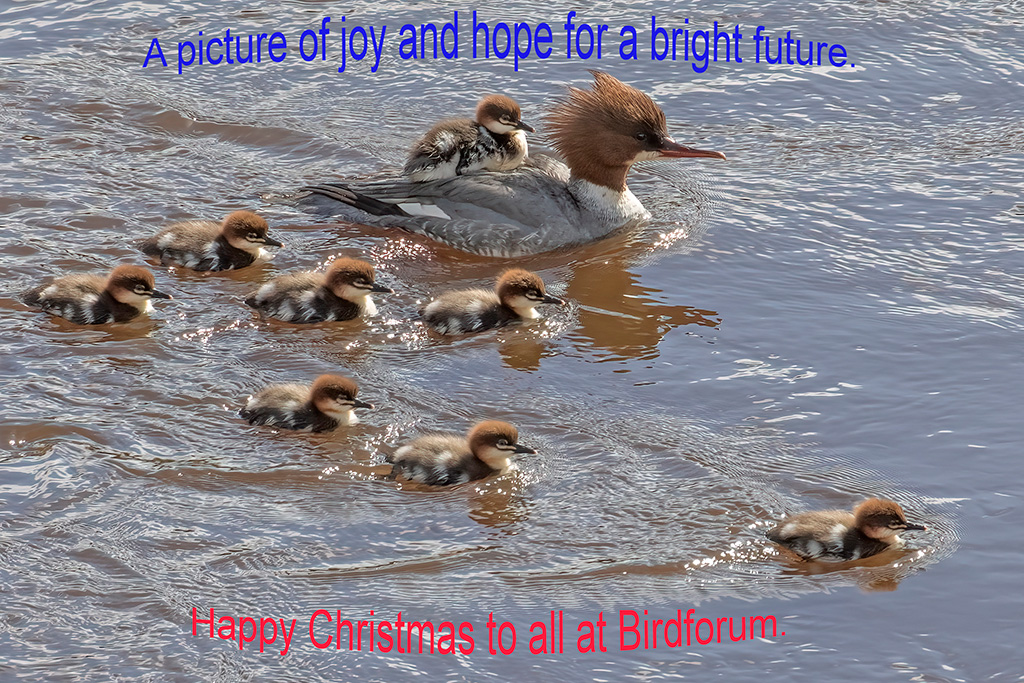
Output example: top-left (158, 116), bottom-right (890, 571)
top-left (301, 72), bottom-right (725, 257)
top-left (244, 256), bottom-right (392, 323)
top-left (404, 94), bottom-right (534, 182)
top-left (23, 264), bottom-right (171, 324)
top-left (240, 374), bottom-right (373, 432)
top-left (387, 420), bottom-right (535, 486)
top-left (141, 210), bottom-right (283, 271)
top-left (767, 498), bottom-right (927, 562)
top-left (421, 268), bottom-right (564, 335)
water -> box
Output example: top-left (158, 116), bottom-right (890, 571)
top-left (1, 0), bottom-right (1022, 680)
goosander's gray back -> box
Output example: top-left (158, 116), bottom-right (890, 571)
top-left (303, 156), bottom-right (648, 257)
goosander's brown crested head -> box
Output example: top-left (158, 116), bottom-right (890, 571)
top-left (310, 374), bottom-right (374, 418)
top-left (476, 94), bottom-right (535, 135)
top-left (467, 420), bottom-right (536, 470)
top-left (546, 71), bottom-right (726, 191)
top-left (106, 265), bottom-right (171, 305)
top-left (496, 268), bottom-right (564, 315)
top-left (221, 210), bottom-right (283, 252)
top-left (853, 498), bottom-right (927, 540)
top-left (325, 257), bottom-right (393, 301)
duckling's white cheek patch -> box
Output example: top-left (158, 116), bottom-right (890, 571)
top-left (397, 202), bottom-right (451, 220)
top-left (144, 300), bottom-right (155, 314)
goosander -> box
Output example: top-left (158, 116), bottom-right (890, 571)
top-left (404, 94), bottom-right (534, 182)
top-left (387, 420), bottom-right (536, 486)
top-left (23, 264), bottom-right (171, 324)
top-left (240, 374), bottom-right (373, 432)
top-left (767, 498), bottom-right (927, 562)
top-left (422, 268), bottom-right (564, 335)
top-left (244, 256), bottom-right (392, 323)
top-left (301, 72), bottom-right (725, 257)
top-left (141, 210), bottom-right (283, 271)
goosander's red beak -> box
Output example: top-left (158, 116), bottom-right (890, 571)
top-left (659, 138), bottom-right (727, 161)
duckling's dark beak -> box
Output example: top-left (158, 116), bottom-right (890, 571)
top-left (516, 120), bottom-right (536, 133)
top-left (659, 138), bottom-right (727, 161)
top-left (370, 283), bottom-right (393, 293)
top-left (353, 399), bottom-right (374, 410)
top-left (150, 290), bottom-right (172, 300)
top-left (541, 294), bottom-right (564, 305)
top-left (263, 236), bottom-right (284, 248)
top-left (903, 522), bottom-right (927, 531)
top-left (513, 443), bottom-right (537, 454)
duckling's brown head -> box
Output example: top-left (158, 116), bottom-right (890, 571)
top-left (854, 498), bottom-right (927, 540)
top-left (310, 374), bottom-right (374, 422)
top-left (496, 268), bottom-right (564, 316)
top-left (221, 210), bottom-right (283, 252)
top-left (476, 94), bottom-right (535, 135)
top-left (326, 257), bottom-right (393, 302)
top-left (467, 420), bottom-right (536, 470)
top-left (106, 265), bottom-right (171, 305)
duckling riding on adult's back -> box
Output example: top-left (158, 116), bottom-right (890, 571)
top-left (300, 72), bottom-right (725, 257)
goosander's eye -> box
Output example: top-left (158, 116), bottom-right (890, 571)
top-left (635, 132), bottom-right (648, 141)
top-left (497, 438), bottom-right (510, 447)
top-left (247, 232), bottom-right (259, 241)
top-left (133, 284), bottom-right (148, 294)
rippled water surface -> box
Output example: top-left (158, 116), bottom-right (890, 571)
top-left (2, 0), bottom-right (1022, 680)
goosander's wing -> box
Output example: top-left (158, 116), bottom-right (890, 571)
top-left (301, 162), bottom-right (592, 257)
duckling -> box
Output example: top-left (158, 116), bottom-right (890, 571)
top-left (141, 210), bottom-right (283, 272)
top-left (23, 264), bottom-right (171, 324)
top-left (421, 268), bottom-right (564, 335)
top-left (404, 94), bottom-right (535, 182)
top-left (387, 420), bottom-right (536, 486)
top-left (240, 374), bottom-right (373, 432)
top-left (767, 498), bottom-right (927, 562)
top-left (243, 257), bottom-right (392, 323)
